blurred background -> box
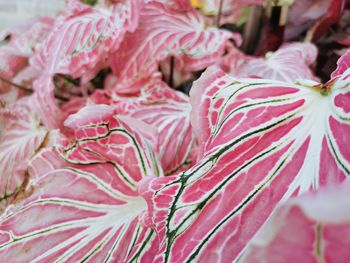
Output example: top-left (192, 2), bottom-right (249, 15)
top-left (0, 0), bottom-right (64, 31)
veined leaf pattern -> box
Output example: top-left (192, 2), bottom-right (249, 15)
top-left (31, 0), bottom-right (141, 128)
top-left (0, 104), bottom-right (162, 262)
top-left (110, 1), bottom-right (233, 91)
top-left (0, 102), bottom-right (48, 210)
top-left (139, 63), bottom-right (350, 262)
top-left (241, 179), bottom-right (350, 263)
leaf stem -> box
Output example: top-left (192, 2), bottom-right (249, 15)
top-left (169, 56), bottom-right (175, 87)
top-left (216, 0), bottom-right (224, 27)
top-left (55, 73), bottom-right (80, 86)
top-left (0, 75), bottom-right (32, 93)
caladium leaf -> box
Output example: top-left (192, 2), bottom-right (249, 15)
top-left (89, 77), bottom-right (196, 175)
top-left (240, 179), bottom-right (350, 263)
top-left (30, 0), bottom-right (141, 128)
top-left (0, 104), bottom-right (162, 262)
top-left (31, 0), bottom-right (140, 77)
top-left (120, 79), bottom-right (195, 175)
top-left (6, 17), bottom-right (54, 58)
top-left (331, 49), bottom-right (350, 78)
top-left (0, 17), bottom-right (54, 92)
top-left (110, 1), bottom-right (233, 92)
top-left (0, 99), bottom-right (48, 210)
top-left (220, 42), bottom-right (251, 76)
top-left (32, 75), bottom-right (60, 130)
top-left (227, 42), bottom-right (319, 82)
top-left (0, 46), bottom-right (27, 92)
top-left (138, 54), bottom-right (350, 262)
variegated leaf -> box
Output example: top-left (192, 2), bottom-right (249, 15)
top-left (0, 100), bottom-right (48, 210)
top-left (31, 0), bottom-right (140, 77)
top-left (0, 17), bottom-right (54, 92)
top-left (6, 17), bottom-right (54, 58)
top-left (91, 77), bottom-right (196, 175)
top-left (110, 1), bottom-right (233, 92)
top-left (139, 55), bottom-right (350, 262)
top-left (121, 79), bottom-right (195, 175)
top-left (331, 49), bottom-right (350, 78)
top-left (0, 46), bottom-right (27, 92)
top-left (229, 42), bottom-right (319, 82)
top-left (240, 179), bottom-right (350, 263)
top-left (0, 104), bottom-right (162, 262)
top-left (31, 0), bottom-right (141, 128)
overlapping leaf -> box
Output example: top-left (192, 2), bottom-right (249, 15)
top-left (6, 17), bottom-right (54, 58)
top-left (31, 0), bottom-right (141, 128)
top-left (0, 46), bottom-right (27, 92)
top-left (241, 179), bottom-right (350, 263)
top-left (0, 104), bottom-right (162, 262)
top-left (0, 17), bottom-right (54, 93)
top-left (31, 0), bottom-right (140, 77)
top-left (0, 100), bottom-right (48, 210)
top-left (138, 54), bottom-right (350, 262)
top-left (88, 77), bottom-right (196, 175)
top-left (110, 1), bottom-right (233, 92)
top-left (119, 79), bottom-right (195, 175)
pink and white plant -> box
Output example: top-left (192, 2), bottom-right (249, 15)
top-left (0, 0), bottom-right (349, 262)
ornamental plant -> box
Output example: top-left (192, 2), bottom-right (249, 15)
top-left (0, 0), bottom-right (349, 262)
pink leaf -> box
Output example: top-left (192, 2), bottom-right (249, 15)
top-left (0, 17), bottom-right (53, 92)
top-left (90, 78), bottom-right (196, 175)
top-left (331, 50), bottom-right (350, 79)
top-left (227, 42), bottom-right (319, 82)
top-left (32, 75), bottom-right (61, 130)
top-left (139, 62), bottom-right (350, 262)
top-left (30, 0), bottom-right (141, 128)
top-left (124, 79), bottom-right (195, 175)
top-left (0, 103), bottom-right (162, 261)
top-left (0, 99), bottom-right (48, 210)
top-left (32, 0), bottom-right (140, 77)
top-left (241, 179), bottom-right (350, 263)
top-left (110, 1), bottom-right (233, 92)
top-left (7, 17), bottom-right (54, 58)
top-left (0, 46), bottom-right (27, 92)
